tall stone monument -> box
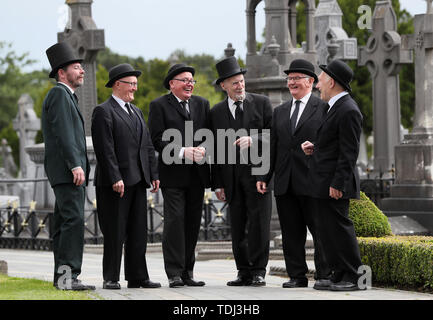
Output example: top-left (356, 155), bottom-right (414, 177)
top-left (245, 0), bottom-right (317, 107)
top-left (358, 0), bottom-right (412, 176)
top-left (381, 0), bottom-right (433, 233)
top-left (314, 0), bottom-right (357, 65)
top-left (58, 0), bottom-right (105, 135)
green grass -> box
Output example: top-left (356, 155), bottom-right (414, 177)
top-left (0, 274), bottom-right (101, 300)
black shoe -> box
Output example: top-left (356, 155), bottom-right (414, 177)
top-left (182, 278), bottom-right (205, 286)
top-left (330, 281), bottom-right (363, 291)
top-left (227, 276), bottom-right (252, 286)
top-left (55, 279), bottom-right (96, 291)
top-left (103, 280), bottom-right (121, 290)
top-left (282, 278), bottom-right (308, 288)
top-left (313, 279), bottom-right (332, 290)
top-left (169, 276), bottom-right (185, 288)
top-left (251, 275), bottom-right (266, 287)
top-left (128, 279), bottom-right (161, 288)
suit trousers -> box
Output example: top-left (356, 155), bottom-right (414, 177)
top-left (275, 192), bottom-right (330, 280)
top-left (311, 197), bottom-right (362, 283)
top-left (229, 165), bottom-right (271, 278)
top-left (52, 183), bottom-right (85, 284)
top-left (96, 181), bottom-right (150, 282)
top-left (161, 186), bottom-right (205, 279)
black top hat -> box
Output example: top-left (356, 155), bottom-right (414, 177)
top-left (319, 59), bottom-right (353, 92)
top-left (284, 59), bottom-right (318, 83)
top-left (105, 63), bottom-right (142, 88)
top-left (215, 56), bottom-right (247, 85)
top-left (46, 42), bottom-right (83, 78)
top-left (163, 63), bottom-right (195, 90)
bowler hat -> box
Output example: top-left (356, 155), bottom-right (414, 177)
top-left (105, 63), bottom-right (142, 88)
top-left (46, 42), bottom-right (83, 78)
top-left (284, 59), bottom-right (318, 83)
top-left (215, 56), bottom-right (247, 85)
top-left (319, 59), bottom-right (353, 92)
top-left (163, 63), bottom-right (195, 90)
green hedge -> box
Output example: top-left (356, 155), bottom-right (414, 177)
top-left (358, 236), bottom-right (433, 289)
top-left (349, 192), bottom-right (393, 237)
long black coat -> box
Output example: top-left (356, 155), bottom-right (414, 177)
top-left (261, 94), bottom-right (326, 196)
top-left (91, 96), bottom-right (158, 187)
top-left (209, 92), bottom-right (273, 202)
top-left (148, 93), bottom-right (211, 188)
top-left (309, 94), bottom-right (362, 199)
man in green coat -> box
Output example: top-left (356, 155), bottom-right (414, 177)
top-left (42, 42), bottom-right (94, 290)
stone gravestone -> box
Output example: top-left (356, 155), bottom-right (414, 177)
top-left (12, 94), bottom-right (41, 206)
top-left (358, 0), bottom-right (412, 176)
top-left (314, 0), bottom-right (357, 66)
top-left (381, 0), bottom-right (433, 234)
top-left (57, 0), bottom-right (105, 135)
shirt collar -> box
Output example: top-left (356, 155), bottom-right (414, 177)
top-left (58, 82), bottom-right (74, 94)
top-left (228, 96), bottom-right (243, 112)
top-left (172, 93), bottom-right (189, 104)
top-left (292, 92), bottom-right (312, 106)
top-left (328, 91), bottom-right (349, 108)
top-left (112, 94), bottom-right (127, 107)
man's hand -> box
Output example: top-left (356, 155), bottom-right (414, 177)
top-left (215, 188), bottom-right (226, 202)
top-left (184, 147), bottom-right (206, 163)
top-left (151, 180), bottom-right (160, 193)
top-left (329, 187), bottom-right (343, 200)
top-left (72, 167), bottom-right (85, 186)
top-left (256, 181), bottom-right (267, 194)
top-left (112, 180), bottom-right (125, 198)
top-left (193, 146), bottom-right (206, 162)
top-left (234, 136), bottom-right (252, 150)
top-left (301, 141), bottom-right (314, 156)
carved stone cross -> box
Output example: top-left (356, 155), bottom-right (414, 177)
top-left (58, 0), bottom-right (105, 136)
top-left (358, 0), bottom-right (412, 174)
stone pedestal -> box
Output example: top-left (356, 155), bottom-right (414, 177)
top-left (380, 4), bottom-right (433, 234)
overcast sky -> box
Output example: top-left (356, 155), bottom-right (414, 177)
top-left (0, 0), bottom-right (427, 72)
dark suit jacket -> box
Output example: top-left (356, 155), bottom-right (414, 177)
top-left (209, 92), bottom-right (273, 202)
top-left (261, 94), bottom-right (327, 196)
top-left (41, 83), bottom-right (90, 187)
top-left (91, 96), bottom-right (158, 187)
top-left (309, 94), bottom-right (363, 199)
top-left (148, 93), bottom-right (211, 188)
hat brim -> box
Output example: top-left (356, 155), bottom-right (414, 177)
top-left (216, 69), bottom-right (247, 85)
top-left (319, 65), bottom-right (351, 92)
top-left (105, 70), bottom-right (142, 88)
top-left (284, 68), bottom-right (318, 83)
top-left (164, 66), bottom-right (196, 89)
top-left (49, 59), bottom-right (83, 78)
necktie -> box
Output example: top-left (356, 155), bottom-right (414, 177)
top-left (291, 100), bottom-right (301, 134)
top-left (180, 100), bottom-right (190, 119)
top-left (125, 103), bottom-right (134, 118)
top-left (234, 100), bottom-right (243, 122)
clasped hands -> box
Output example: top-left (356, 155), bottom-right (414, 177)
top-left (184, 146), bottom-right (206, 163)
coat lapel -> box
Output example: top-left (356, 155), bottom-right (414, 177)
top-left (110, 97), bottom-right (139, 142)
top-left (242, 94), bottom-right (254, 129)
top-left (294, 96), bottom-right (318, 134)
top-left (168, 93), bottom-right (189, 120)
top-left (58, 84), bottom-right (85, 126)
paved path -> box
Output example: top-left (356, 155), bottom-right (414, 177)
top-left (1, 248), bottom-right (433, 301)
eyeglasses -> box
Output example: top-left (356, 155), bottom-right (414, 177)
top-left (286, 76), bottom-right (310, 82)
top-left (173, 78), bottom-right (197, 85)
top-left (118, 80), bottom-right (138, 87)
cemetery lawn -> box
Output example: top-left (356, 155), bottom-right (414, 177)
top-left (0, 274), bottom-right (101, 300)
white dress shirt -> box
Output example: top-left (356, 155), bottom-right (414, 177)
top-left (290, 92), bottom-right (312, 127)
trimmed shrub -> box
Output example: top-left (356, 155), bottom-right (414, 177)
top-left (358, 236), bottom-right (433, 289)
top-left (349, 192), bottom-right (392, 237)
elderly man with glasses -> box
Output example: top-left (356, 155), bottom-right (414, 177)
top-left (91, 63), bottom-right (161, 290)
top-left (148, 64), bottom-right (211, 288)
